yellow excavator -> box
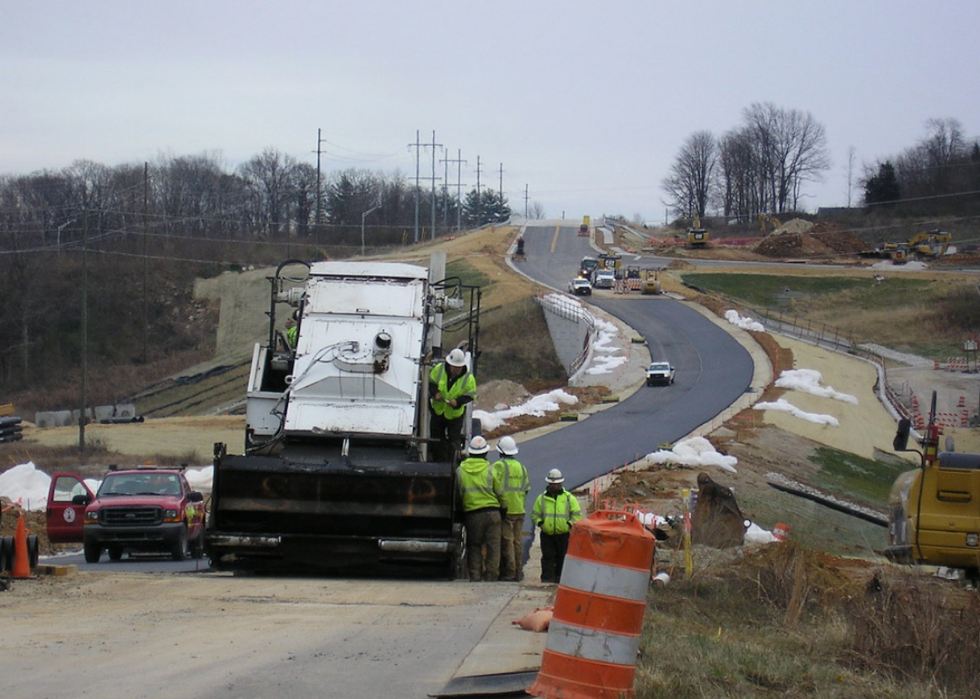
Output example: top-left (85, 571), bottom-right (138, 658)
top-left (758, 213), bottom-right (781, 236)
top-left (686, 213), bottom-right (709, 248)
top-left (876, 229), bottom-right (951, 264)
top-left (886, 391), bottom-right (980, 581)
top-left (907, 229), bottom-right (952, 258)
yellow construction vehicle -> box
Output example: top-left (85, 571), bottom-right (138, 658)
top-left (598, 252), bottom-right (622, 277)
top-left (886, 391), bottom-right (980, 581)
top-left (758, 213), bottom-right (781, 236)
top-left (579, 215), bottom-right (590, 236)
top-left (876, 230), bottom-right (950, 264)
top-left (907, 229), bottom-right (951, 258)
top-left (641, 269), bottom-right (662, 295)
top-left (686, 213), bottom-right (709, 248)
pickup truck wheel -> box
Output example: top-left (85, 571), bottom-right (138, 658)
top-left (27, 534), bottom-right (39, 568)
top-left (84, 541), bottom-right (102, 563)
top-left (171, 527), bottom-right (188, 561)
top-left (0, 535), bottom-right (13, 572)
top-left (108, 545), bottom-right (123, 561)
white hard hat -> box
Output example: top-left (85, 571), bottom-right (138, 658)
top-left (497, 436), bottom-right (518, 456)
top-left (545, 468), bottom-right (564, 484)
top-left (468, 435), bottom-right (489, 455)
top-left (445, 348), bottom-right (466, 368)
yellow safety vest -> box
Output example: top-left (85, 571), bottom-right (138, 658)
top-left (492, 458), bottom-right (530, 515)
top-left (456, 458), bottom-right (503, 512)
top-left (430, 362), bottom-right (476, 420)
top-left (532, 490), bottom-right (582, 535)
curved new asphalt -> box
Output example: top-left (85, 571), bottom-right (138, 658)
top-left (513, 221), bottom-right (754, 512)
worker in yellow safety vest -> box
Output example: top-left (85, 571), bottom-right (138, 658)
top-left (429, 348), bottom-right (476, 462)
top-left (492, 436), bottom-right (530, 582)
top-left (456, 435), bottom-right (504, 581)
top-left (531, 469), bottom-right (582, 583)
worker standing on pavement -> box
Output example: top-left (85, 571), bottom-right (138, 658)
top-left (492, 436), bottom-right (530, 582)
top-left (531, 469), bottom-right (582, 584)
top-left (429, 348), bottom-right (476, 462)
top-left (456, 435), bottom-right (504, 582)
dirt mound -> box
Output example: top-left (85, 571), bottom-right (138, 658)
top-left (754, 220), bottom-right (870, 258)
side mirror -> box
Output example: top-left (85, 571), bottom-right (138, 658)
top-left (188, 491), bottom-right (205, 503)
top-left (72, 494), bottom-right (91, 506)
top-left (893, 418), bottom-right (911, 452)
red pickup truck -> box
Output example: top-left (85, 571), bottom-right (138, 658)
top-left (46, 467), bottom-right (206, 562)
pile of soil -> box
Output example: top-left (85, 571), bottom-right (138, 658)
top-left (754, 219), bottom-right (870, 259)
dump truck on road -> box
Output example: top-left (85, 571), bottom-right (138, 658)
top-left (204, 255), bottom-right (481, 577)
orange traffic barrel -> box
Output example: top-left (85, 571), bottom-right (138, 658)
top-left (772, 522), bottom-right (790, 542)
top-left (528, 510), bottom-right (655, 699)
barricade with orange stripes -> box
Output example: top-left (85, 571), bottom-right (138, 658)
top-left (528, 510), bottom-right (655, 699)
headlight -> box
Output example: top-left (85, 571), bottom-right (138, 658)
top-left (84, 510), bottom-right (99, 524)
top-left (163, 509), bottom-right (180, 522)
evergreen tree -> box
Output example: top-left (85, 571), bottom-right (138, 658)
top-left (864, 161), bottom-right (901, 205)
top-left (462, 188), bottom-right (511, 226)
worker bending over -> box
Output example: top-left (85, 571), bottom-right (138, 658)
top-left (429, 348), bottom-right (476, 462)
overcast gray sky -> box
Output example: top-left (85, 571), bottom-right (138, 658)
top-left (3, 0), bottom-right (978, 223)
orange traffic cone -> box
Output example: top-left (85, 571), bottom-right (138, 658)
top-left (13, 514), bottom-right (31, 578)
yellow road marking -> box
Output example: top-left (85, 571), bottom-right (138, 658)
top-left (551, 224), bottom-right (561, 253)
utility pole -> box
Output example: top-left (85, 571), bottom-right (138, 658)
top-left (442, 150), bottom-right (450, 231)
top-left (408, 130), bottom-right (422, 243)
top-left (475, 155), bottom-right (482, 227)
top-left (524, 184), bottom-right (529, 219)
top-left (498, 163), bottom-right (504, 221)
top-left (442, 148), bottom-right (467, 231)
top-left (315, 128), bottom-right (326, 228)
top-left (79, 204), bottom-right (89, 453)
top-left (142, 162), bottom-right (149, 364)
top-left (429, 130), bottom-right (442, 240)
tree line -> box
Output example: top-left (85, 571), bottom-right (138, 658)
top-left (662, 104), bottom-right (978, 221)
top-left (0, 149), bottom-right (513, 252)
top-left (0, 149), bottom-right (514, 399)
top-left (863, 117), bottom-right (980, 214)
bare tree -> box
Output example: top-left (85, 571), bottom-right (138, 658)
top-left (662, 131), bottom-right (718, 218)
top-left (239, 148), bottom-right (298, 237)
top-left (742, 102), bottom-right (829, 212)
top-left (717, 127), bottom-right (759, 219)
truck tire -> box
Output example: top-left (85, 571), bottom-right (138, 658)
top-left (107, 545), bottom-right (123, 561)
top-left (171, 527), bottom-right (187, 561)
top-left (27, 534), bottom-right (39, 568)
top-left (84, 541), bottom-right (102, 564)
top-left (449, 523), bottom-right (468, 581)
top-left (0, 535), bottom-right (13, 572)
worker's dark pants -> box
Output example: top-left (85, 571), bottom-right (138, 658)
top-left (464, 508), bottom-right (501, 582)
top-left (429, 412), bottom-right (463, 463)
top-left (539, 531), bottom-right (570, 583)
top-left (500, 513), bottom-right (525, 581)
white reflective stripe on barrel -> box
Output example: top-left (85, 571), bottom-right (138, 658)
top-left (545, 619), bottom-right (640, 666)
top-left (560, 556), bottom-right (649, 601)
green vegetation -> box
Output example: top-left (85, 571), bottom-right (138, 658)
top-left (680, 272), bottom-right (930, 311)
top-left (810, 447), bottom-right (910, 506)
top-left (445, 259), bottom-right (491, 290)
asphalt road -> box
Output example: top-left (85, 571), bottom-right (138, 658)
top-left (514, 221), bottom-right (754, 505)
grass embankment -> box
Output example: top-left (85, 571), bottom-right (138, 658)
top-left (638, 267), bottom-right (980, 698)
top-left (681, 271), bottom-right (980, 359)
top-left (638, 543), bottom-right (980, 699)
